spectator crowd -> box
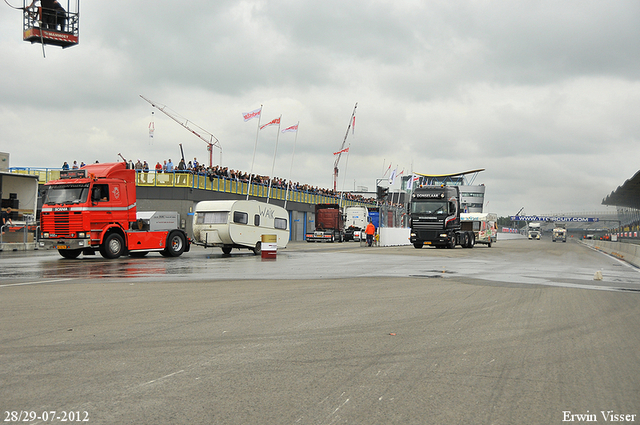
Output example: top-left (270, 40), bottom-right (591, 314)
top-left (63, 158), bottom-right (377, 205)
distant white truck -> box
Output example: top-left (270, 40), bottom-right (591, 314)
top-left (552, 226), bottom-right (567, 242)
top-left (528, 222), bottom-right (541, 240)
top-left (460, 212), bottom-right (498, 247)
top-left (344, 206), bottom-right (369, 241)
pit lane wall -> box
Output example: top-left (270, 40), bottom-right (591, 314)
top-left (582, 239), bottom-right (640, 268)
top-left (379, 228), bottom-right (411, 246)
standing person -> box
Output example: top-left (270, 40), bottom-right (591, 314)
top-left (1, 207), bottom-right (12, 233)
top-left (155, 161), bottom-right (162, 173)
top-left (27, 0), bottom-right (66, 31)
top-left (166, 159), bottom-right (174, 172)
top-left (365, 220), bottom-right (376, 247)
top-left (61, 161), bottom-right (69, 170)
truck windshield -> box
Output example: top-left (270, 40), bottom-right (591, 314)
top-left (44, 184), bottom-right (90, 205)
top-left (411, 201), bottom-right (448, 215)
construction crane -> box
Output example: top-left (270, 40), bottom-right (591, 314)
top-left (333, 103), bottom-right (357, 192)
top-left (140, 95), bottom-right (221, 168)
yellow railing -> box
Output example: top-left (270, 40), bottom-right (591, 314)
top-left (10, 168), bottom-right (376, 208)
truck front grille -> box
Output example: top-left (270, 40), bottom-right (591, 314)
top-left (412, 222), bottom-right (443, 230)
top-left (48, 212), bottom-right (84, 235)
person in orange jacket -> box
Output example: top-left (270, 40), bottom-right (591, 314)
top-left (365, 220), bottom-right (376, 247)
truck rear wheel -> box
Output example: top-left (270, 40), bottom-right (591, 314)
top-left (461, 232), bottom-right (469, 248)
top-left (162, 231), bottom-right (186, 257)
top-left (468, 232), bottom-right (475, 248)
top-left (100, 233), bottom-right (125, 259)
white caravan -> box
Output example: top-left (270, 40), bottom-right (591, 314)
top-left (192, 200), bottom-right (289, 255)
top-left (460, 213), bottom-right (498, 247)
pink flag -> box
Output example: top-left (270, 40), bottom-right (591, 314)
top-left (407, 174), bottom-right (419, 190)
top-left (260, 117), bottom-right (281, 130)
top-left (383, 163), bottom-right (392, 177)
top-left (282, 123), bottom-right (298, 133)
top-left (333, 147), bottom-right (349, 155)
top-left (351, 116), bottom-right (356, 135)
top-left (242, 107), bottom-right (262, 122)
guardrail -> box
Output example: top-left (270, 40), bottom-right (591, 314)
top-left (9, 167), bottom-right (377, 208)
top-left (0, 222), bottom-right (35, 250)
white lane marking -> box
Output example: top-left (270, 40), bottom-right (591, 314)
top-left (0, 278), bottom-right (73, 288)
top-left (140, 369), bottom-right (185, 387)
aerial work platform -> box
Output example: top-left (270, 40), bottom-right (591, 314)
top-left (22, 0), bottom-right (79, 48)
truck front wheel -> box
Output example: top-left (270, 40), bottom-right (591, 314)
top-left (413, 242), bottom-right (423, 249)
top-left (58, 249), bottom-right (81, 259)
top-left (100, 233), bottom-right (125, 259)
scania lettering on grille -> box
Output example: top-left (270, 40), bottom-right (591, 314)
top-left (55, 207), bottom-right (69, 211)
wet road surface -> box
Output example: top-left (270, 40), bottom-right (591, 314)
top-left (1, 237), bottom-right (639, 424)
top-left (2, 237), bottom-right (640, 292)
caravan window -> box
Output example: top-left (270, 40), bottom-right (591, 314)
top-left (197, 211), bottom-right (228, 225)
top-left (254, 215), bottom-right (260, 226)
top-left (233, 211), bottom-right (248, 224)
top-left (274, 217), bottom-right (287, 230)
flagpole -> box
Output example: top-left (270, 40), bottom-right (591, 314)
top-left (246, 105), bottom-right (262, 200)
top-left (284, 122), bottom-right (299, 209)
top-left (266, 115), bottom-right (282, 204)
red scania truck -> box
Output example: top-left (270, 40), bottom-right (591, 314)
top-left (39, 162), bottom-right (190, 259)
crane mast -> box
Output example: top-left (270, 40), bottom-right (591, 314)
top-left (333, 103), bottom-right (357, 192)
top-left (140, 95), bottom-right (221, 168)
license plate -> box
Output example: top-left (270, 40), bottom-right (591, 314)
top-left (57, 245), bottom-right (69, 249)
top-left (424, 241), bottom-right (432, 245)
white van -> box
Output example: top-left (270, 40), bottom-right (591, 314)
top-left (192, 200), bottom-right (289, 255)
top-left (460, 213), bottom-right (498, 247)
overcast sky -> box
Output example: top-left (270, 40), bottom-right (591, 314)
top-left (2, 0), bottom-right (639, 217)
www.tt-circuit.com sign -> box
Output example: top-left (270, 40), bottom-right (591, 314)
top-left (510, 216), bottom-right (600, 223)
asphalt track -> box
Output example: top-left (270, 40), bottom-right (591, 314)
top-left (1, 237), bottom-right (639, 424)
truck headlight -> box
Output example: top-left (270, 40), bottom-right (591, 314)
top-left (78, 232), bottom-right (86, 238)
top-left (440, 233), bottom-right (448, 238)
top-left (43, 232), bottom-right (49, 238)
